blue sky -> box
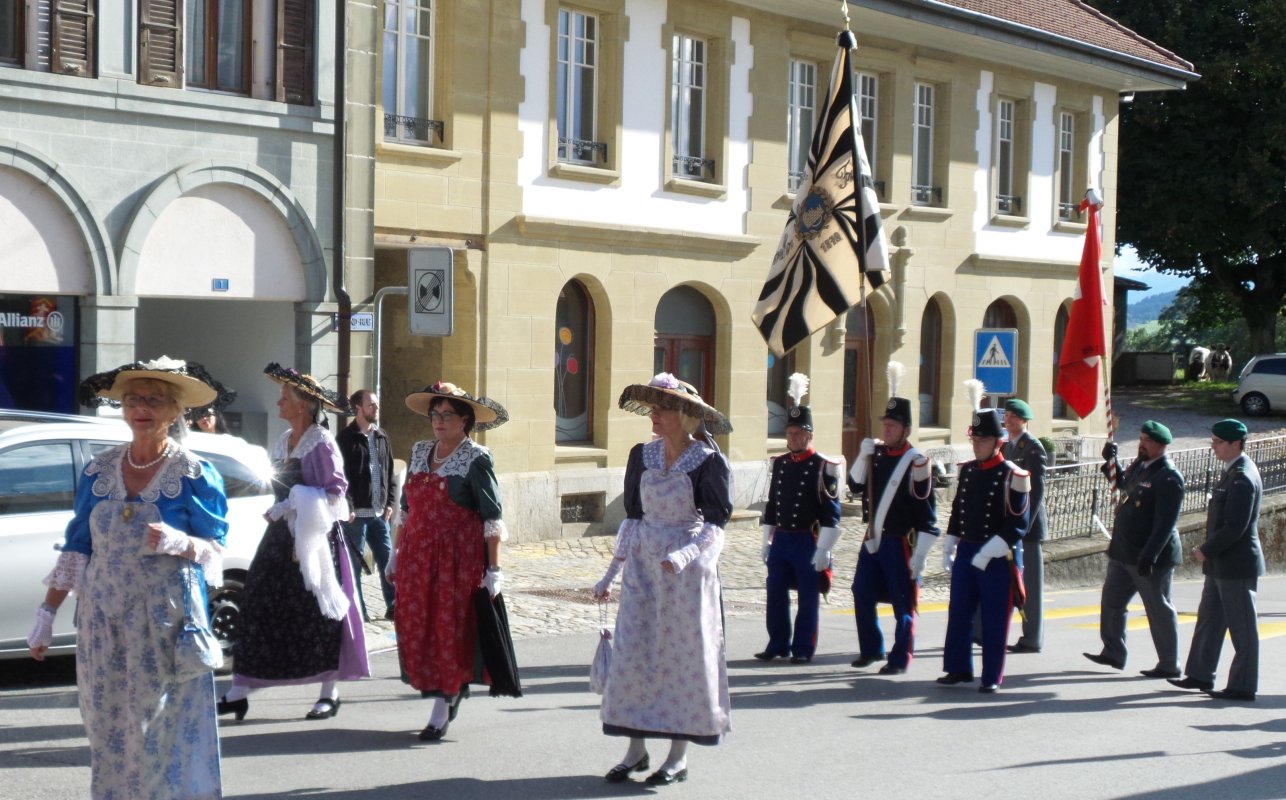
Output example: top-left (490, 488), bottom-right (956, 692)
top-left (1113, 245), bottom-right (1189, 298)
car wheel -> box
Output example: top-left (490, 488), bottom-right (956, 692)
top-left (208, 574), bottom-right (245, 669)
top-left (1240, 392), bottom-right (1270, 417)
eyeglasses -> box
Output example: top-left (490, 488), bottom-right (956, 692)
top-left (123, 393), bottom-right (170, 409)
top-left (427, 411), bottom-right (460, 423)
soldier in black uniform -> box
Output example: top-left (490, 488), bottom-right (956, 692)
top-left (1084, 420), bottom-right (1184, 678)
top-left (1002, 399), bottom-right (1046, 654)
top-left (938, 408), bottom-right (1030, 693)
top-left (755, 403), bottom-right (843, 664)
top-left (847, 394), bottom-right (938, 674)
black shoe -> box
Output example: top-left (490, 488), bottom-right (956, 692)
top-left (384, 606), bottom-right (395, 621)
top-left (936, 672), bottom-right (974, 685)
top-left (1167, 676), bottom-right (1214, 692)
top-left (448, 695), bottom-right (462, 722)
top-left (1206, 688), bottom-right (1256, 702)
top-left (1140, 667), bottom-right (1182, 679)
top-left (1082, 652), bottom-right (1125, 671)
top-left (878, 664), bottom-right (906, 675)
top-left (304, 698), bottom-right (341, 720)
top-left (790, 655), bottom-right (812, 664)
top-left (1008, 642), bottom-right (1041, 654)
top-left (644, 767), bottom-right (688, 786)
top-left (753, 650), bottom-right (784, 661)
top-left (217, 696), bottom-right (249, 721)
top-left (418, 720), bottom-right (450, 741)
top-left (979, 684), bottom-right (999, 694)
top-left (604, 754), bottom-right (650, 783)
top-left (851, 655), bottom-right (885, 668)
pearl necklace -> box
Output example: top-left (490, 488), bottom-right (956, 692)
top-left (126, 442), bottom-right (173, 470)
top-left (432, 442), bottom-right (460, 466)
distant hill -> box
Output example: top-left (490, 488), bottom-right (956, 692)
top-left (1127, 289), bottom-right (1179, 329)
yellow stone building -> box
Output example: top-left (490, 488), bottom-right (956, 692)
top-left (358, 0), bottom-right (1194, 540)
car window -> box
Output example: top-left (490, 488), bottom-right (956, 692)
top-left (1252, 358), bottom-right (1286, 376)
top-left (0, 442), bottom-right (76, 515)
top-left (194, 450), bottom-right (272, 499)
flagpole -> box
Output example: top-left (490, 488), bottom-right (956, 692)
top-left (843, 11), bottom-right (875, 448)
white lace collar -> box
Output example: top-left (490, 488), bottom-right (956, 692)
top-left (87, 441), bottom-right (203, 501)
top-left (642, 438), bottom-right (713, 473)
top-left (409, 437), bottom-right (487, 478)
top-left (272, 424), bottom-right (331, 461)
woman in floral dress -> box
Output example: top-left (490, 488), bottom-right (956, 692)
top-left (27, 357), bottom-right (229, 800)
top-left (593, 373), bottom-right (734, 786)
top-left (390, 380), bottom-right (514, 741)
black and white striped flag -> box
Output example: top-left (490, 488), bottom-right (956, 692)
top-left (752, 30), bottom-right (889, 357)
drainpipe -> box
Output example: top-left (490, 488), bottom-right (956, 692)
top-left (332, 0), bottom-right (352, 402)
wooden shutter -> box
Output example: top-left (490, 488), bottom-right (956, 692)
top-left (51, 0), bottom-right (96, 77)
top-left (139, 0), bottom-right (182, 87)
top-left (276, 0), bottom-right (314, 105)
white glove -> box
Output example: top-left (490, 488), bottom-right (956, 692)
top-left (859, 437), bottom-right (876, 457)
top-left (813, 526), bottom-right (841, 571)
top-left (385, 546), bottom-right (398, 583)
top-left (147, 523), bottom-right (190, 556)
top-left (480, 568), bottom-right (504, 598)
top-left (849, 438), bottom-right (876, 486)
top-left (941, 534), bottom-right (961, 572)
top-left (864, 535), bottom-right (880, 554)
top-left (27, 605), bottom-right (55, 653)
top-left (265, 499), bottom-right (291, 521)
top-left (909, 533), bottom-right (936, 580)
top-left (761, 525), bottom-right (773, 564)
top-left (971, 535), bottom-right (1011, 570)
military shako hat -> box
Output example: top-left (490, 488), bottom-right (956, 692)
top-left (881, 396), bottom-right (912, 427)
top-left (786, 404), bottom-right (814, 432)
top-left (970, 408), bottom-right (1004, 439)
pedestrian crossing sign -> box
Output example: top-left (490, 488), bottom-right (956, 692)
top-left (974, 328), bottom-right (1018, 395)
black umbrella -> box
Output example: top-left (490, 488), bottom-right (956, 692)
top-left (473, 588), bottom-right (523, 698)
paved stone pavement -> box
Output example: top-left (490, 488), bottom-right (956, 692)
top-left (1109, 386), bottom-right (1285, 452)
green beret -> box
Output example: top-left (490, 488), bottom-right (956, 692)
top-left (1004, 399), bottom-right (1033, 420)
top-left (1212, 418), bottom-right (1248, 442)
top-left (1140, 420), bottom-right (1173, 444)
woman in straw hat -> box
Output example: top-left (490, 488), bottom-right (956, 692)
top-left (389, 380), bottom-right (516, 741)
top-left (217, 364), bottom-right (369, 721)
top-left (593, 373), bottom-right (734, 786)
top-left (27, 356), bottom-right (229, 799)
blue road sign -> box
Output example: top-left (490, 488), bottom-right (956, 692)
top-left (974, 328), bottom-right (1018, 396)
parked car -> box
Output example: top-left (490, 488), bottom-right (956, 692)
top-left (1231, 354), bottom-right (1286, 417)
top-left (0, 411), bottom-right (274, 660)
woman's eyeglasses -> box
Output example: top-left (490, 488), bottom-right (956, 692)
top-left (123, 393), bottom-right (170, 409)
top-left (427, 411), bottom-right (460, 423)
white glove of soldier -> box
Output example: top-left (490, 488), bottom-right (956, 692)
top-left (849, 437), bottom-right (877, 486)
top-left (27, 604), bottom-right (55, 657)
top-left (941, 534), bottom-right (961, 572)
top-left (909, 533), bottom-right (936, 580)
top-left (761, 525), bottom-right (773, 564)
top-left (480, 567), bottom-right (504, 598)
top-left (385, 546), bottom-right (398, 583)
top-left (813, 526), bottom-right (841, 572)
top-left (971, 535), bottom-right (1011, 570)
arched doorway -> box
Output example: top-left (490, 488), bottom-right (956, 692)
top-left (842, 303), bottom-right (875, 466)
top-left (919, 298), bottom-right (944, 427)
top-left (654, 286), bottom-right (715, 402)
top-left (1053, 302), bottom-right (1071, 419)
top-left (555, 280), bottom-right (595, 443)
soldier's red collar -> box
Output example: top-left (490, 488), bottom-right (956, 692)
top-left (979, 453), bottom-right (1006, 470)
top-left (788, 447), bottom-right (816, 462)
top-left (885, 442), bottom-right (911, 457)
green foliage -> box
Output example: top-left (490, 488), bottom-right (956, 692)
top-left (1124, 281), bottom-right (1286, 372)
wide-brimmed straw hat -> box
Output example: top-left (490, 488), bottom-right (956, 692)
top-left (405, 380), bottom-right (510, 431)
top-left (263, 362), bottom-right (349, 414)
top-left (618, 373), bottom-right (732, 435)
top-left (79, 355), bottom-right (219, 410)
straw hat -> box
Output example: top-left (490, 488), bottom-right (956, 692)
top-left (263, 362), bottom-right (349, 414)
top-left (405, 380), bottom-right (510, 431)
top-left (79, 355), bottom-right (219, 410)
top-left (618, 373), bottom-right (732, 435)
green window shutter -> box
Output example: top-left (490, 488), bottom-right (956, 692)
top-left (139, 0), bottom-right (182, 87)
top-left (276, 0), bottom-right (314, 105)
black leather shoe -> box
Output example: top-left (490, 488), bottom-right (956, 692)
top-left (644, 767), bottom-right (688, 786)
top-left (790, 655), bottom-right (812, 664)
top-left (217, 696), bottom-right (249, 721)
top-left (305, 698), bottom-right (341, 720)
top-left (878, 664), bottom-right (906, 675)
top-left (1167, 676), bottom-right (1214, 692)
top-left (1140, 667), bottom-right (1181, 679)
top-left (418, 720), bottom-right (450, 741)
top-left (936, 672), bottom-right (974, 685)
top-left (851, 655), bottom-right (885, 668)
top-left (384, 605), bottom-right (395, 621)
top-left (979, 684), bottom-right (999, 694)
top-left (1083, 652), bottom-right (1125, 671)
top-left (1206, 688), bottom-right (1255, 701)
top-left (753, 650), bottom-right (784, 661)
top-left (1008, 642), bottom-right (1041, 654)
top-left (447, 695), bottom-right (463, 722)
top-left (604, 754), bottom-right (649, 783)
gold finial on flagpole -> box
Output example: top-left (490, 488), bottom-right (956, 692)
top-left (841, 0), bottom-right (851, 30)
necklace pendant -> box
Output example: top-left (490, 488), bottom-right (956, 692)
top-left (122, 505), bottom-right (135, 521)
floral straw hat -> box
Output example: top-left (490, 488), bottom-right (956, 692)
top-left (404, 380), bottom-right (510, 431)
top-left (263, 362), bottom-right (349, 414)
top-left (618, 373), bottom-right (733, 435)
top-left (79, 355), bottom-right (219, 410)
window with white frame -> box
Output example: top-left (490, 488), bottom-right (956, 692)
top-left (383, 0), bottom-right (441, 145)
top-left (858, 72), bottom-right (879, 195)
top-left (996, 98), bottom-right (1017, 214)
top-left (911, 83), bottom-right (936, 205)
top-left (186, 0), bottom-right (251, 94)
top-left (786, 59), bottom-right (816, 193)
top-left (1058, 112), bottom-right (1077, 220)
top-left (557, 9), bottom-right (603, 165)
top-left (671, 33), bottom-right (710, 180)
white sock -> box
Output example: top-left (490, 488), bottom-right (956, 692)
top-left (427, 697), bottom-right (448, 728)
top-left (222, 684), bottom-right (251, 703)
top-left (661, 740), bottom-right (688, 773)
top-left (319, 680), bottom-right (338, 701)
top-left (622, 738), bottom-right (647, 766)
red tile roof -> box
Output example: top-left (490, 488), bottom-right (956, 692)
top-left (930, 0), bottom-right (1193, 73)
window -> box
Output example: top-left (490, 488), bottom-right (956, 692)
top-left (766, 351), bottom-right (798, 436)
top-left (996, 99), bottom-right (1017, 214)
top-left (383, 0), bottom-right (440, 144)
top-left (671, 33), bottom-right (710, 180)
top-left (1, 0), bottom-right (96, 76)
top-left (1056, 110), bottom-right (1088, 223)
top-left (655, 286), bottom-right (715, 402)
top-left (0, 1), bottom-right (19, 66)
top-left (556, 9), bottom-right (603, 165)
top-left (786, 59), bottom-right (817, 193)
top-left (858, 72), bottom-right (879, 193)
top-left (186, 0), bottom-right (251, 94)
top-left (0, 443), bottom-right (75, 515)
top-left (919, 300), bottom-right (943, 427)
top-left (555, 281), bottom-right (595, 443)
top-left (912, 83), bottom-right (937, 205)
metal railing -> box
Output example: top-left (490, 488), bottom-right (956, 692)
top-left (383, 113), bottom-right (444, 144)
top-left (911, 184), bottom-right (942, 205)
top-left (558, 137), bottom-right (607, 164)
top-left (672, 154), bottom-right (716, 181)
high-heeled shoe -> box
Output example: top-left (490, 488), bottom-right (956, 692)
top-left (304, 698), bottom-right (341, 720)
top-left (217, 696), bottom-right (249, 721)
top-left (604, 754), bottom-right (649, 783)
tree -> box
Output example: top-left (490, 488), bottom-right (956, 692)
top-left (1089, 0), bottom-right (1286, 355)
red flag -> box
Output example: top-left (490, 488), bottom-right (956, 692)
top-left (1056, 194), bottom-right (1107, 418)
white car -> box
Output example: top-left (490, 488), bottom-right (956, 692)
top-left (1232, 354), bottom-right (1286, 417)
top-left (0, 411), bottom-right (274, 660)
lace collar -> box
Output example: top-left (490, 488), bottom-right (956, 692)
top-left (272, 424), bottom-right (331, 461)
top-left (642, 438), bottom-right (713, 474)
top-left (87, 441), bottom-right (203, 501)
top-left (409, 437), bottom-right (487, 478)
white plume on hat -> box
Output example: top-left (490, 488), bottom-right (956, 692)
top-left (886, 362), bottom-right (905, 398)
top-left (787, 373), bottom-right (809, 406)
top-left (964, 378), bottom-right (985, 411)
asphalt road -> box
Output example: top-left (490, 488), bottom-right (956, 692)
top-left (2, 575), bottom-right (1284, 799)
